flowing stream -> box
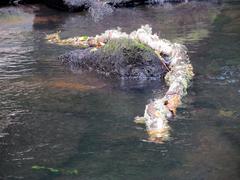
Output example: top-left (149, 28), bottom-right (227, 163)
top-left (0, 1), bottom-right (239, 179)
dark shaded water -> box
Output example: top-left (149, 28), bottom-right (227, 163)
top-left (0, 1), bottom-right (239, 180)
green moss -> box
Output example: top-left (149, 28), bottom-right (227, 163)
top-left (32, 165), bottom-right (79, 175)
top-left (98, 38), bottom-right (157, 65)
top-left (103, 38), bottom-right (153, 54)
top-left (133, 39), bottom-right (153, 51)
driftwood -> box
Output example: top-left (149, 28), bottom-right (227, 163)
top-left (46, 25), bottom-right (194, 143)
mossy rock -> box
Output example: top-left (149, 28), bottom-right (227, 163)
top-left (102, 38), bottom-right (153, 57)
top-left (59, 38), bottom-right (167, 80)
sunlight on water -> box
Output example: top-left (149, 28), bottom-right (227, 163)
top-left (0, 1), bottom-right (239, 179)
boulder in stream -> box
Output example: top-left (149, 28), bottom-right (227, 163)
top-left (59, 38), bottom-right (167, 79)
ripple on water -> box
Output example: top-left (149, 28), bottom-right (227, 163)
top-left (201, 65), bottom-right (240, 86)
top-left (0, 7), bottom-right (36, 80)
top-left (0, 1), bottom-right (240, 180)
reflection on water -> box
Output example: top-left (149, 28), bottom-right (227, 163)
top-left (0, 1), bottom-right (239, 179)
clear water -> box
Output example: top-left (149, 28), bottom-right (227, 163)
top-left (0, 1), bottom-right (239, 179)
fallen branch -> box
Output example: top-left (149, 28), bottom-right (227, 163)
top-left (46, 25), bottom-right (194, 143)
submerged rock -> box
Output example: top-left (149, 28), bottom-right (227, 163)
top-left (59, 38), bottom-right (167, 79)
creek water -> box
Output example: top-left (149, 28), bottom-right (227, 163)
top-left (0, 1), bottom-right (239, 179)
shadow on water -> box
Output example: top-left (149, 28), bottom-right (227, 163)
top-left (0, 1), bottom-right (239, 179)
